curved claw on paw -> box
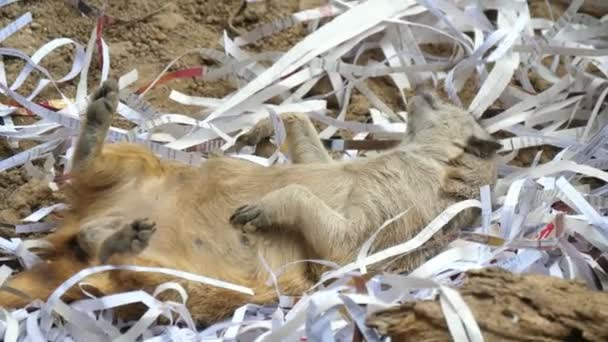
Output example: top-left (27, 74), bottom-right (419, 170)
top-left (229, 205), bottom-right (270, 233)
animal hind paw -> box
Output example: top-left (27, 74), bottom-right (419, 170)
top-left (85, 79), bottom-right (119, 126)
top-left (441, 166), bottom-right (481, 199)
top-left (98, 218), bottom-right (156, 263)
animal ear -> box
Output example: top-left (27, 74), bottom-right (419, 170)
top-left (406, 91), bottom-right (441, 133)
top-left (407, 90), bottom-right (440, 114)
top-left (465, 136), bottom-right (503, 158)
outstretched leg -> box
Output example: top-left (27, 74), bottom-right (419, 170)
top-left (77, 216), bottom-right (156, 263)
top-left (72, 79), bottom-right (119, 171)
top-left (230, 184), bottom-right (364, 264)
top-left (236, 113), bottom-right (332, 164)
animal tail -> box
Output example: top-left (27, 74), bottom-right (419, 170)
top-left (150, 268), bottom-right (316, 325)
top-left (0, 255), bottom-right (97, 309)
top-left (0, 258), bottom-right (316, 327)
top-left (0, 223), bottom-right (117, 310)
top-left (0, 237), bottom-right (315, 326)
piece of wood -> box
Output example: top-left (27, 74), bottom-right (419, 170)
top-left (366, 268), bottom-right (608, 341)
top-left (556, 0), bottom-right (608, 17)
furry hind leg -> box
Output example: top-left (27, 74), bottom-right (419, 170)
top-left (72, 79), bottom-right (119, 171)
top-left (236, 113), bottom-right (332, 164)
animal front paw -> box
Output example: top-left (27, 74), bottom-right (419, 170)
top-left (99, 218), bottom-right (156, 263)
top-left (229, 204), bottom-right (272, 233)
top-left (86, 79), bottom-right (119, 125)
top-left (441, 166), bottom-right (480, 199)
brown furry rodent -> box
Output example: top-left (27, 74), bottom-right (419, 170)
top-left (0, 80), bottom-right (500, 324)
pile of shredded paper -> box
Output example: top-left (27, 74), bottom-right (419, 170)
top-left (1, 0), bottom-right (608, 340)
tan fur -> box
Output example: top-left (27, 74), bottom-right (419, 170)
top-left (0, 81), bottom-right (500, 325)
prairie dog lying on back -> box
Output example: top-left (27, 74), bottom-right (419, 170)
top-left (0, 80), bottom-right (500, 324)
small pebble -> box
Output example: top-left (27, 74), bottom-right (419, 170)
top-left (205, 15), bottom-right (219, 24)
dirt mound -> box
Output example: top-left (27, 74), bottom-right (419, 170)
top-left (0, 0), bottom-right (309, 226)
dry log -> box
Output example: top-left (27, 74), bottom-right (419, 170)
top-left (555, 0), bottom-right (608, 17)
top-left (366, 268), bottom-right (608, 341)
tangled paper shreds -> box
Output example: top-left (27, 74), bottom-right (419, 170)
top-left (1, 0), bottom-right (608, 340)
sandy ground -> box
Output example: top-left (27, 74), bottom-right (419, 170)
top-left (0, 0), bottom-right (308, 229)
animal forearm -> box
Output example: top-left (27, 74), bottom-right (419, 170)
top-left (230, 184), bottom-right (363, 263)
